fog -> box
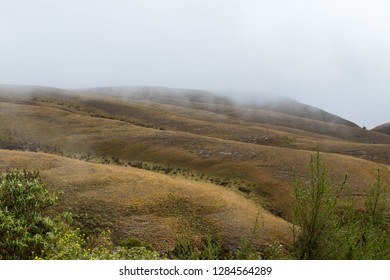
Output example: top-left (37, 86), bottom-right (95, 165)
top-left (1, 0), bottom-right (389, 128)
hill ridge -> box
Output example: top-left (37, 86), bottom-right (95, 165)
top-left (372, 122), bottom-right (390, 135)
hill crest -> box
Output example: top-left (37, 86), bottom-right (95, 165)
top-left (372, 122), bottom-right (390, 135)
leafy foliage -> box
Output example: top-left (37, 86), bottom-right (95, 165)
top-left (168, 231), bottom-right (225, 260)
top-left (43, 228), bottom-right (159, 260)
top-left (0, 170), bottom-right (59, 259)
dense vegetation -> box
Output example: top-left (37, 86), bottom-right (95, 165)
top-left (1, 150), bottom-right (388, 260)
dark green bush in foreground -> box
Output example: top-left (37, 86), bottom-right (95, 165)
top-left (0, 170), bottom-right (58, 259)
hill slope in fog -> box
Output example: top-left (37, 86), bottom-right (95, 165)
top-left (0, 85), bottom-right (389, 252)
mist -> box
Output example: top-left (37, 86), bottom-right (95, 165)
top-left (1, 0), bottom-right (389, 128)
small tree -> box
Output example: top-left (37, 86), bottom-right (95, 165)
top-left (292, 150), bottom-right (341, 259)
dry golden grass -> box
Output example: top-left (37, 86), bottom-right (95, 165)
top-left (1, 94), bottom-right (389, 220)
top-left (0, 149), bottom-right (292, 251)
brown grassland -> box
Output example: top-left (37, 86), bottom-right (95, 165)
top-left (0, 85), bottom-right (389, 254)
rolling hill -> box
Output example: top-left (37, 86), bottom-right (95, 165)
top-left (0, 85), bottom-right (389, 253)
top-left (372, 122), bottom-right (390, 135)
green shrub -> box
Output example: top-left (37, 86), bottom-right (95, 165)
top-left (44, 229), bottom-right (159, 260)
top-left (292, 150), bottom-right (389, 259)
top-left (292, 150), bottom-right (341, 259)
top-left (169, 231), bottom-right (200, 260)
top-left (0, 170), bottom-right (59, 259)
top-left (119, 237), bottom-right (155, 252)
top-left (198, 234), bottom-right (224, 260)
top-left (346, 171), bottom-right (390, 259)
top-left (169, 231), bottom-right (224, 260)
top-left (364, 170), bottom-right (388, 227)
top-left (229, 238), bottom-right (260, 260)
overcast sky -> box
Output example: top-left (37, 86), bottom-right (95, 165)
top-left (1, 0), bottom-right (389, 128)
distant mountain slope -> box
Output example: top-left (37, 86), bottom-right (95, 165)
top-left (372, 123), bottom-right (390, 135)
top-left (1, 84), bottom-right (390, 151)
top-left (84, 86), bottom-right (357, 126)
top-left (81, 86), bottom-right (389, 144)
top-left (257, 98), bottom-right (358, 127)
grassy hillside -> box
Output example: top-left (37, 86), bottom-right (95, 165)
top-left (0, 85), bottom-right (389, 254)
top-left (0, 149), bottom-right (292, 252)
top-left (372, 123), bottom-right (390, 135)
